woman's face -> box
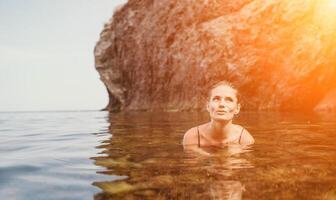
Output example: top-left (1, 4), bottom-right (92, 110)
top-left (207, 85), bottom-right (240, 122)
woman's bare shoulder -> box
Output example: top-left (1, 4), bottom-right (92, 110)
top-left (234, 124), bottom-right (255, 145)
top-left (183, 123), bottom-right (209, 146)
top-left (183, 127), bottom-right (198, 146)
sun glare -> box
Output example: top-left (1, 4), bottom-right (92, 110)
top-left (325, 0), bottom-right (336, 9)
top-left (315, 0), bottom-right (336, 33)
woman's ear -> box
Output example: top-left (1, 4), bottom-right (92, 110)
top-left (206, 101), bottom-right (210, 112)
top-left (234, 103), bottom-right (241, 114)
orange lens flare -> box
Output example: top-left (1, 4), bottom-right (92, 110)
top-left (315, 0), bottom-right (336, 33)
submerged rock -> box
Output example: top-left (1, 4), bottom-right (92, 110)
top-left (94, 0), bottom-right (336, 112)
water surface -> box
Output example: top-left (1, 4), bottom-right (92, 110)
top-left (93, 111), bottom-right (336, 200)
top-left (0, 111), bottom-right (111, 200)
top-left (1, 111), bottom-right (336, 199)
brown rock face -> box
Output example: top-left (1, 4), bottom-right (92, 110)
top-left (94, 0), bottom-right (336, 112)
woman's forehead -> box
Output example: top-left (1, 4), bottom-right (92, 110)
top-left (210, 85), bottom-right (237, 97)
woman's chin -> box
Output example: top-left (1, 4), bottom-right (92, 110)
top-left (213, 115), bottom-right (234, 121)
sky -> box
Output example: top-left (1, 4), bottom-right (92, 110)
top-left (0, 0), bottom-right (127, 111)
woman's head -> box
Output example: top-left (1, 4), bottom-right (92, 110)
top-left (206, 81), bottom-right (241, 122)
top-left (207, 81), bottom-right (240, 102)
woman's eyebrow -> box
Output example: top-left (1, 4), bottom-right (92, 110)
top-left (221, 96), bottom-right (234, 101)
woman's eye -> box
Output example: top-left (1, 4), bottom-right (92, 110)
top-left (212, 97), bottom-right (220, 101)
top-left (226, 97), bottom-right (234, 102)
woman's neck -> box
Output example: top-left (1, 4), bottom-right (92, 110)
top-left (208, 120), bottom-right (233, 141)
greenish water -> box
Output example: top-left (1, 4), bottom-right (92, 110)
top-left (93, 111), bottom-right (336, 200)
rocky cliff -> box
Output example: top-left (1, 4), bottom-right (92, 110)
top-left (94, 0), bottom-right (336, 112)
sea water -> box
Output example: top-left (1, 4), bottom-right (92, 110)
top-left (1, 111), bottom-right (336, 199)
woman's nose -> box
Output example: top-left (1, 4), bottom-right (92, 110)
top-left (218, 99), bottom-right (226, 107)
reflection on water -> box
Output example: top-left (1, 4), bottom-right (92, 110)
top-left (2, 111), bottom-right (336, 199)
top-left (93, 111), bottom-right (336, 200)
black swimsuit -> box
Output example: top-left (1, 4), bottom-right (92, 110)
top-left (197, 126), bottom-right (244, 147)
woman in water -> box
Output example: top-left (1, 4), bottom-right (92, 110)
top-left (183, 81), bottom-right (254, 149)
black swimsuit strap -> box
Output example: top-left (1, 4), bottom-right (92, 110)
top-left (197, 126), bottom-right (201, 147)
top-left (238, 128), bottom-right (244, 144)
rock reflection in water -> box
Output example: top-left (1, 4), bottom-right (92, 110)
top-left (91, 111), bottom-right (254, 199)
top-left (90, 111), bottom-right (336, 199)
